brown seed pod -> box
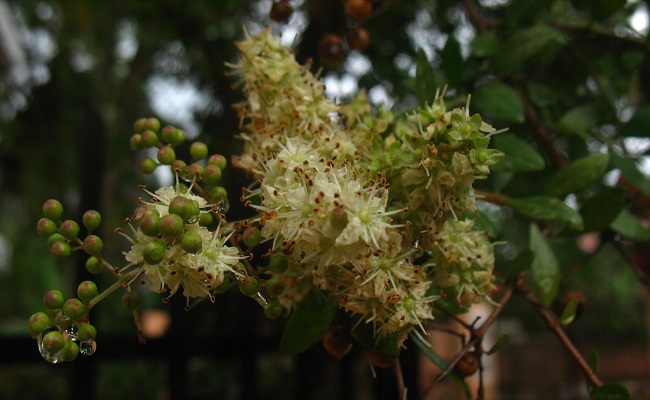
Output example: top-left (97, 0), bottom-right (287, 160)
top-left (367, 347), bottom-right (396, 369)
top-left (454, 351), bottom-right (480, 377)
top-left (344, 0), bottom-right (373, 22)
top-left (270, 0), bottom-right (294, 23)
top-left (346, 27), bottom-right (370, 51)
top-left (318, 34), bottom-right (345, 69)
top-left (323, 325), bottom-right (354, 359)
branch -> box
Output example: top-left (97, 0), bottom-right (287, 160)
top-left (459, 0), bottom-right (500, 35)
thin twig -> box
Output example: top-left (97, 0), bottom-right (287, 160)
top-left (394, 357), bottom-right (407, 400)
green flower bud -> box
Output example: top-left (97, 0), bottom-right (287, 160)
top-left (265, 276), bottom-right (285, 297)
top-left (47, 233), bottom-right (66, 249)
top-left (143, 242), bottom-right (166, 265)
top-left (157, 146), bottom-right (176, 165)
top-left (268, 254), bottom-right (289, 273)
top-left (139, 212), bottom-right (160, 237)
top-left (44, 290), bottom-right (64, 310)
top-left (207, 154), bottom-right (227, 170)
top-left (170, 129), bottom-right (186, 146)
top-left (82, 210), bottom-right (102, 232)
top-left (198, 212), bottom-right (214, 227)
top-left (120, 291), bottom-right (140, 310)
top-left (141, 130), bottom-right (159, 148)
top-left (50, 241), bottom-right (71, 258)
top-left (60, 220), bottom-right (80, 240)
top-left (238, 275), bottom-right (261, 297)
top-left (85, 256), bottom-right (103, 274)
top-left (62, 298), bottom-right (87, 321)
top-left (214, 274), bottom-right (231, 294)
top-left (187, 163), bottom-right (204, 179)
top-left (134, 118), bottom-right (147, 133)
top-left (138, 157), bottom-right (158, 174)
top-left (60, 339), bottom-right (79, 362)
top-left (29, 312), bottom-right (51, 339)
top-left (37, 218), bottom-right (58, 236)
top-left (159, 214), bottom-right (184, 238)
top-left (170, 159), bottom-right (187, 176)
top-left (144, 117), bottom-right (161, 132)
top-left (203, 165), bottom-right (222, 184)
top-left (77, 281), bottom-right (98, 303)
top-left (180, 229), bottom-right (202, 253)
top-left (42, 199), bottom-right (63, 220)
top-left (208, 186), bottom-right (228, 202)
top-left (130, 134), bottom-right (143, 150)
top-left (264, 299), bottom-right (284, 320)
top-left (42, 330), bottom-right (66, 353)
top-left (83, 235), bottom-right (103, 257)
top-left (161, 125), bottom-right (185, 146)
top-left (190, 141), bottom-right (209, 161)
top-left (242, 226), bottom-right (261, 247)
top-left (76, 323), bottom-right (97, 341)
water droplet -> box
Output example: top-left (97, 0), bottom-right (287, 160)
top-left (216, 199), bottom-right (230, 214)
top-left (65, 324), bottom-right (79, 341)
top-left (79, 340), bottom-right (96, 356)
top-left (37, 326), bottom-right (62, 364)
top-left (251, 291), bottom-right (269, 307)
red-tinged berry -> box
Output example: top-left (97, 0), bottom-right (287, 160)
top-left (138, 157), bottom-right (158, 174)
top-left (265, 276), bottom-right (285, 297)
top-left (145, 117), bottom-right (161, 132)
top-left (44, 290), bottom-right (64, 310)
top-left (344, 0), bottom-right (372, 22)
top-left (171, 159), bottom-right (187, 176)
top-left (203, 165), bottom-right (222, 184)
top-left (161, 125), bottom-right (185, 146)
top-left (42, 199), bottom-right (63, 220)
top-left (60, 220), bottom-right (80, 240)
top-left (264, 299), bottom-right (284, 319)
top-left (83, 235), bottom-right (103, 257)
top-left (367, 347), bottom-right (396, 368)
top-left (47, 233), bottom-right (66, 249)
top-left (187, 163), bottom-right (204, 180)
top-left (242, 226), bottom-right (261, 247)
top-left (207, 154), bottom-right (227, 170)
top-left (77, 323), bottom-right (97, 341)
top-left (82, 210), bottom-right (102, 232)
top-left (37, 218), bottom-right (57, 236)
top-left (77, 281), bottom-right (98, 303)
top-left (270, 0), bottom-right (293, 23)
top-left (50, 241), bottom-right (71, 258)
top-left (454, 352), bottom-right (480, 376)
top-left (180, 229), bottom-right (202, 253)
top-left (323, 325), bottom-right (353, 359)
top-left (141, 130), bottom-right (159, 148)
top-left (62, 298), bottom-right (87, 321)
top-left (139, 212), bottom-right (160, 237)
top-left (169, 196), bottom-right (194, 221)
top-left (120, 291), bottom-right (141, 310)
top-left (60, 339), bottom-right (79, 362)
top-left (238, 275), bottom-right (261, 297)
top-left (157, 146), bottom-right (176, 165)
top-left (143, 242), bottom-right (166, 265)
top-left (190, 141), bottom-right (208, 161)
top-left (29, 312), bottom-right (51, 339)
top-left (268, 254), bottom-right (289, 273)
top-left (199, 212), bottom-right (214, 227)
top-left (318, 34), bottom-right (345, 69)
top-left (346, 27), bottom-right (370, 51)
top-left (42, 330), bottom-right (66, 353)
top-left (160, 214), bottom-right (184, 238)
top-left (134, 118), bottom-right (147, 133)
top-left (85, 256), bottom-right (103, 274)
top-left (130, 133), bottom-right (143, 150)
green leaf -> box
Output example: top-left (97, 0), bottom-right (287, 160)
top-left (559, 297), bottom-right (578, 325)
top-left (440, 36), bottom-right (463, 89)
top-left (279, 290), bottom-right (337, 354)
top-left (528, 223), bottom-right (560, 307)
top-left (557, 104), bottom-right (600, 139)
top-left (508, 196), bottom-right (584, 231)
top-left (416, 49), bottom-right (440, 107)
top-left (472, 81), bottom-right (525, 124)
top-left (351, 322), bottom-right (400, 357)
top-left (486, 332), bottom-right (511, 355)
top-left (610, 152), bottom-right (650, 194)
top-left (498, 249), bottom-right (534, 278)
top-left (490, 133), bottom-right (545, 172)
top-left (544, 153), bottom-right (610, 198)
top-left (619, 104), bottom-right (650, 137)
top-left (588, 350), bottom-right (599, 374)
top-left (465, 209), bottom-right (499, 237)
top-left (610, 209), bottom-right (650, 241)
top-left (590, 383), bottom-right (631, 400)
top-left (470, 31), bottom-right (500, 57)
top-left (579, 187), bottom-right (627, 232)
top-left (492, 24), bottom-right (565, 72)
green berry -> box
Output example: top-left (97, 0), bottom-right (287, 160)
top-left (180, 229), bottom-right (202, 253)
top-left (265, 276), bottom-right (285, 297)
top-left (77, 323), bottom-right (97, 341)
top-left (203, 165), bottom-right (222, 184)
top-left (159, 214), bottom-right (184, 238)
top-left (138, 157), bottom-right (158, 174)
top-left (199, 212), bottom-right (214, 227)
top-left (139, 212), bottom-right (160, 236)
top-left (37, 218), bottom-right (58, 236)
top-left (44, 290), bottom-right (65, 310)
top-left (161, 125), bottom-right (185, 146)
top-left (50, 241), bottom-right (71, 258)
top-left (28, 312), bottom-right (51, 339)
top-left (85, 256), bottom-right (103, 274)
top-left (130, 134), bottom-right (143, 150)
top-left (268, 254), bottom-right (289, 273)
top-left (238, 275), bottom-right (261, 297)
top-left (208, 186), bottom-right (228, 202)
top-left (170, 159), bottom-right (187, 176)
top-left (83, 235), bottom-right (103, 257)
top-left (42, 330), bottom-right (66, 353)
top-left (190, 141), bottom-right (209, 161)
top-left (77, 281), bottom-right (98, 303)
top-left (207, 154), bottom-right (227, 170)
top-left (134, 118), bottom-right (147, 133)
top-left (242, 226), bottom-right (261, 247)
top-left (60, 339), bottom-right (80, 362)
top-left (82, 210), bottom-right (102, 232)
top-left (264, 299), bottom-right (284, 319)
top-left (187, 163), bottom-right (204, 179)
top-left (214, 274), bottom-right (231, 294)
top-left (143, 242), bottom-right (166, 265)
top-left (59, 220), bottom-right (80, 240)
top-left (120, 291), bottom-right (141, 310)
top-left (157, 146), bottom-right (176, 165)
top-left (47, 233), bottom-right (66, 249)
top-left (145, 117), bottom-right (161, 132)
top-left (42, 199), bottom-right (63, 220)
top-left (141, 130), bottom-right (159, 148)
top-left (170, 129), bottom-right (186, 146)
top-left (62, 298), bottom-right (87, 321)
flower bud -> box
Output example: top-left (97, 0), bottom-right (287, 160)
top-left (60, 339), bottom-right (79, 362)
top-left (242, 226), bottom-right (261, 247)
top-left (77, 281), bottom-right (98, 303)
top-left (42, 330), bottom-right (66, 353)
top-left (63, 298), bottom-right (87, 321)
top-left (265, 276), bottom-right (285, 297)
top-left (143, 242), bottom-right (166, 265)
top-left (130, 134), bottom-right (143, 150)
top-left (180, 229), bottom-right (202, 253)
top-left (134, 118), bottom-right (147, 133)
top-left (207, 154), bottom-right (227, 170)
top-left (268, 254), bottom-right (289, 273)
top-left (42, 199), bottom-right (63, 220)
top-left (120, 291), bottom-right (141, 310)
top-left (60, 220), bottom-right (80, 240)
top-left (85, 256), bottom-right (103, 274)
top-left (139, 212), bottom-right (161, 237)
top-left (199, 212), bottom-right (214, 227)
top-left (44, 289), bottom-right (64, 310)
top-left (82, 210), bottom-right (102, 232)
top-left (208, 186), bottom-right (228, 202)
top-left (190, 141), bottom-right (208, 161)
top-left (50, 241), bottom-right (71, 258)
top-left (161, 125), bottom-right (185, 146)
top-left (144, 117), bottom-right (161, 132)
top-left (138, 157), bottom-right (158, 174)
top-left (203, 165), bottom-right (222, 184)
top-left (160, 214), bottom-right (184, 238)
top-left (83, 235), bottom-right (104, 257)
top-left (264, 299), bottom-right (284, 319)
top-left (170, 159), bottom-right (187, 176)
top-left (29, 312), bottom-right (51, 339)
top-left (37, 218), bottom-right (58, 236)
top-left (169, 196), bottom-right (199, 222)
top-left (157, 146), bottom-right (176, 165)
top-left (76, 323), bottom-right (97, 341)
top-left (187, 163), bottom-right (204, 179)
top-left (238, 275), bottom-right (261, 297)
top-left (141, 130), bottom-right (159, 148)
top-left (47, 233), bottom-right (66, 249)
